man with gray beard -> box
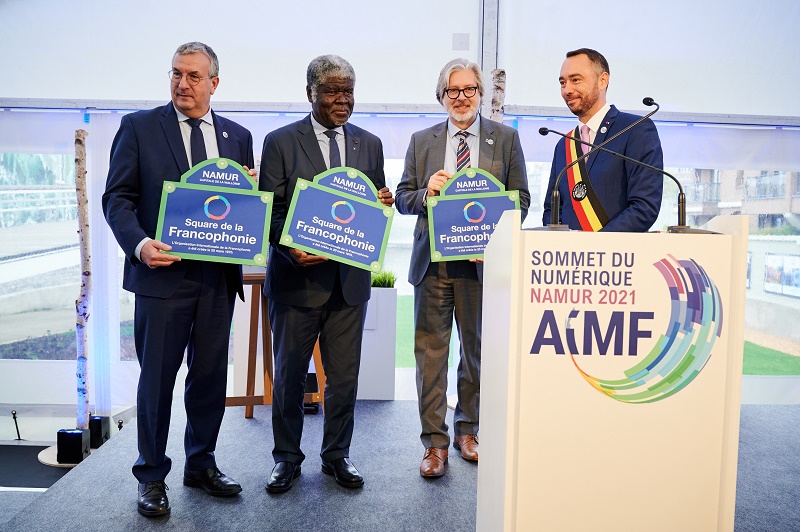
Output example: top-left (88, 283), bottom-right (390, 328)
top-left (395, 58), bottom-right (529, 478)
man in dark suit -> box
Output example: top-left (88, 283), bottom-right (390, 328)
top-left (542, 48), bottom-right (663, 232)
top-left (103, 42), bottom-right (253, 517)
top-left (395, 58), bottom-right (530, 478)
top-left (259, 54), bottom-right (394, 493)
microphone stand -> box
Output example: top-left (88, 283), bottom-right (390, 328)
top-left (541, 129), bottom-right (718, 234)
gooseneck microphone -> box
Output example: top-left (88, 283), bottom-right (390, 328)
top-left (539, 127), bottom-right (687, 231)
top-left (543, 97), bottom-right (660, 228)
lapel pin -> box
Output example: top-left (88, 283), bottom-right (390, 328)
top-left (222, 131), bottom-right (228, 138)
top-left (486, 138), bottom-right (494, 145)
top-left (600, 126), bottom-right (607, 134)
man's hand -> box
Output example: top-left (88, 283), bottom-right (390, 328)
top-left (378, 186), bottom-right (395, 207)
top-left (141, 240), bottom-right (181, 269)
top-left (289, 247), bottom-right (328, 267)
top-left (427, 170), bottom-right (451, 197)
top-left (243, 165), bottom-right (258, 181)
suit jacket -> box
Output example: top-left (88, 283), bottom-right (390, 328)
top-left (394, 116), bottom-right (530, 286)
top-left (542, 105), bottom-right (664, 232)
top-left (259, 115), bottom-right (386, 308)
top-left (102, 103), bottom-right (254, 299)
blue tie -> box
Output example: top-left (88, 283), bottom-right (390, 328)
top-left (324, 130), bottom-right (341, 169)
top-left (186, 118), bottom-right (207, 167)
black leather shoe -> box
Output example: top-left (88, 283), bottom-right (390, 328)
top-left (321, 457), bottom-right (364, 489)
top-left (183, 467), bottom-right (242, 497)
top-left (138, 481), bottom-right (170, 517)
top-left (266, 462), bottom-right (301, 494)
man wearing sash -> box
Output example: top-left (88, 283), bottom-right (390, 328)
top-left (542, 48), bottom-right (663, 232)
top-left (259, 55), bottom-right (394, 493)
top-left (103, 42), bottom-right (253, 517)
top-left (395, 58), bottom-right (529, 478)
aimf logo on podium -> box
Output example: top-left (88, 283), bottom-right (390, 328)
top-left (529, 255), bottom-right (723, 403)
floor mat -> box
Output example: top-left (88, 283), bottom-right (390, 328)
top-left (0, 445), bottom-right (68, 488)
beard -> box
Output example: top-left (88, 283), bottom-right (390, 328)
top-left (567, 87), bottom-right (600, 119)
top-left (447, 102), bottom-right (479, 124)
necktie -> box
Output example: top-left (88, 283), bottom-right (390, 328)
top-left (186, 118), bottom-right (207, 167)
top-left (324, 130), bottom-right (341, 169)
top-left (580, 124), bottom-right (591, 158)
top-left (456, 130), bottom-right (471, 172)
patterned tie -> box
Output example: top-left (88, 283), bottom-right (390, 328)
top-left (456, 130), bottom-right (471, 172)
top-left (324, 130), bottom-right (341, 169)
top-left (186, 118), bottom-right (207, 167)
top-left (580, 124), bottom-right (592, 159)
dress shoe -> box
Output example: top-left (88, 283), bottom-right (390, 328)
top-left (183, 467), bottom-right (242, 496)
top-left (419, 447), bottom-right (448, 478)
top-left (266, 462), bottom-right (301, 493)
top-left (322, 457), bottom-right (364, 488)
top-left (138, 481), bottom-right (170, 517)
top-left (453, 434), bottom-right (479, 462)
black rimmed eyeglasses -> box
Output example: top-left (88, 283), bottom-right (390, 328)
top-left (444, 86), bottom-right (478, 99)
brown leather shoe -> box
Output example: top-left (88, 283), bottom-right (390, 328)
top-left (420, 447), bottom-right (448, 478)
top-left (453, 434), bottom-right (479, 462)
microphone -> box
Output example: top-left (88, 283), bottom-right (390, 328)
top-left (540, 127), bottom-right (689, 232)
top-left (541, 97), bottom-right (660, 229)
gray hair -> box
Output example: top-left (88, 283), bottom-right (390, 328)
top-left (307, 55), bottom-right (356, 101)
top-left (174, 42), bottom-right (219, 78)
top-left (435, 58), bottom-right (484, 104)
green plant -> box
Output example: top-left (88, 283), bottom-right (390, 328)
top-left (371, 269), bottom-right (397, 288)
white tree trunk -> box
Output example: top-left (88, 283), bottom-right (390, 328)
top-left (74, 129), bottom-right (90, 430)
top-left (489, 69), bottom-right (506, 123)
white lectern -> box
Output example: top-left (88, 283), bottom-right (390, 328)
top-left (477, 212), bottom-right (747, 532)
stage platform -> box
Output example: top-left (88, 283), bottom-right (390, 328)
top-left (2, 401), bottom-right (799, 531)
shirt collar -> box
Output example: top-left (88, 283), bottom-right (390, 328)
top-left (447, 114), bottom-right (481, 138)
top-left (581, 103), bottom-right (611, 134)
top-left (310, 114), bottom-right (344, 136)
top-left (174, 104), bottom-right (213, 125)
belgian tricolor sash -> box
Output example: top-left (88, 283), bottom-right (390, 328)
top-left (564, 126), bottom-right (609, 231)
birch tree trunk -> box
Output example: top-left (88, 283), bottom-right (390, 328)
top-left (74, 129), bottom-right (90, 430)
top-left (489, 69), bottom-right (506, 123)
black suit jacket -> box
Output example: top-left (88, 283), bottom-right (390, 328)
top-left (102, 103), bottom-right (254, 298)
top-left (259, 115), bottom-right (386, 307)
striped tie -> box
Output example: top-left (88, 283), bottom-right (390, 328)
top-left (455, 130), bottom-right (471, 172)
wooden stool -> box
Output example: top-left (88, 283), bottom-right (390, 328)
top-left (225, 273), bottom-right (325, 418)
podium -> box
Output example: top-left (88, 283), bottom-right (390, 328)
top-left (477, 212), bottom-right (748, 532)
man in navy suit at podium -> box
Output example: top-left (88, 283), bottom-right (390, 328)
top-left (542, 48), bottom-right (664, 232)
top-left (103, 42), bottom-right (253, 517)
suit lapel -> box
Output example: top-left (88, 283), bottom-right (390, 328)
top-left (212, 110), bottom-right (232, 160)
top-left (477, 115), bottom-right (496, 172)
top-left (587, 105), bottom-right (618, 174)
top-left (159, 103), bottom-right (190, 173)
top-left (343, 123), bottom-right (360, 168)
top-left (297, 115), bottom-right (328, 176)
top-left (430, 121), bottom-right (448, 173)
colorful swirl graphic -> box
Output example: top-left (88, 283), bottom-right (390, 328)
top-left (331, 200), bottom-right (356, 224)
top-left (463, 201), bottom-right (486, 223)
top-left (570, 255), bottom-right (723, 403)
top-left (204, 195), bottom-right (231, 220)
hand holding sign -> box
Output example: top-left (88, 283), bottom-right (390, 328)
top-left (427, 168), bottom-right (520, 262)
top-left (281, 167), bottom-right (394, 272)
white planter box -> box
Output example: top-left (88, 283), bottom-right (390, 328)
top-left (358, 287), bottom-right (397, 400)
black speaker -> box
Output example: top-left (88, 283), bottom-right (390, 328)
top-left (89, 416), bottom-right (111, 448)
top-left (56, 429), bottom-right (91, 464)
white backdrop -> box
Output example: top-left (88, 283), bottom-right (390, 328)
top-left (1, 0), bottom-right (798, 119)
